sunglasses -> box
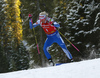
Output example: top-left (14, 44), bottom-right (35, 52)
top-left (39, 15), bottom-right (46, 20)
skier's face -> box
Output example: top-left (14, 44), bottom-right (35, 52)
top-left (39, 15), bottom-right (46, 23)
top-left (40, 18), bottom-right (46, 23)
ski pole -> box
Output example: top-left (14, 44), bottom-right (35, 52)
top-left (33, 28), bottom-right (40, 54)
top-left (29, 17), bottom-right (40, 55)
top-left (58, 30), bottom-right (83, 56)
top-left (29, 14), bottom-right (42, 66)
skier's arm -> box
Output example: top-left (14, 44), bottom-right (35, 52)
top-left (33, 20), bottom-right (40, 28)
top-left (48, 18), bottom-right (60, 28)
top-left (29, 19), bottom-right (33, 29)
top-left (53, 22), bottom-right (60, 28)
top-left (29, 19), bottom-right (40, 29)
top-left (29, 14), bottom-right (40, 29)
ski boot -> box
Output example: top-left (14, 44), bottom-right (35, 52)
top-left (48, 58), bottom-right (55, 66)
top-left (70, 58), bottom-right (74, 62)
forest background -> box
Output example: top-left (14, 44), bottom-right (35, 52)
top-left (0, 0), bottom-right (100, 73)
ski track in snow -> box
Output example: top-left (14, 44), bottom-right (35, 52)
top-left (0, 58), bottom-right (100, 78)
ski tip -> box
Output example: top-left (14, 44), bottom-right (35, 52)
top-left (55, 63), bottom-right (66, 66)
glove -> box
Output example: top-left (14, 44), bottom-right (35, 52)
top-left (28, 14), bottom-right (32, 19)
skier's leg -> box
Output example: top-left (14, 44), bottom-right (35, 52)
top-left (43, 38), bottom-right (54, 60)
top-left (55, 32), bottom-right (73, 59)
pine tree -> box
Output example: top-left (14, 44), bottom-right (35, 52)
top-left (0, 46), bottom-right (9, 73)
top-left (0, 0), bottom-right (10, 73)
top-left (94, 9), bottom-right (100, 57)
top-left (14, 42), bottom-right (29, 70)
top-left (2, 0), bottom-right (29, 72)
top-left (52, 0), bottom-right (73, 63)
top-left (53, 0), bottom-right (100, 61)
top-left (65, 0), bottom-right (83, 59)
top-left (66, 0), bottom-right (100, 59)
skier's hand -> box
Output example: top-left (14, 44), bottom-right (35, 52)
top-left (28, 14), bottom-right (32, 19)
top-left (52, 22), bottom-right (60, 28)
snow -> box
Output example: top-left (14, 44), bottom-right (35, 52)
top-left (0, 58), bottom-right (100, 78)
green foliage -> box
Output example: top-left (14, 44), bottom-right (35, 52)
top-left (0, 46), bottom-right (9, 73)
top-left (53, 0), bottom-right (100, 61)
top-left (0, 0), bottom-right (9, 73)
top-left (0, 0), bottom-right (29, 73)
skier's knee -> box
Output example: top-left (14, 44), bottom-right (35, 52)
top-left (43, 46), bottom-right (46, 52)
top-left (43, 46), bottom-right (49, 52)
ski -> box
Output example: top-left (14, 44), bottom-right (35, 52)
top-left (55, 63), bottom-right (66, 66)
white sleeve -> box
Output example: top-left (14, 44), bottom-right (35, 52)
top-left (32, 20), bottom-right (41, 28)
top-left (33, 20), bottom-right (40, 25)
top-left (36, 20), bottom-right (40, 24)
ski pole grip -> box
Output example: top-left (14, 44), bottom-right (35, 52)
top-left (29, 14), bottom-right (32, 19)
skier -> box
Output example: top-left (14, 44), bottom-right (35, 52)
top-left (29, 11), bottom-right (73, 65)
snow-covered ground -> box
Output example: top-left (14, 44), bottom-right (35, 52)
top-left (0, 58), bottom-right (100, 78)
